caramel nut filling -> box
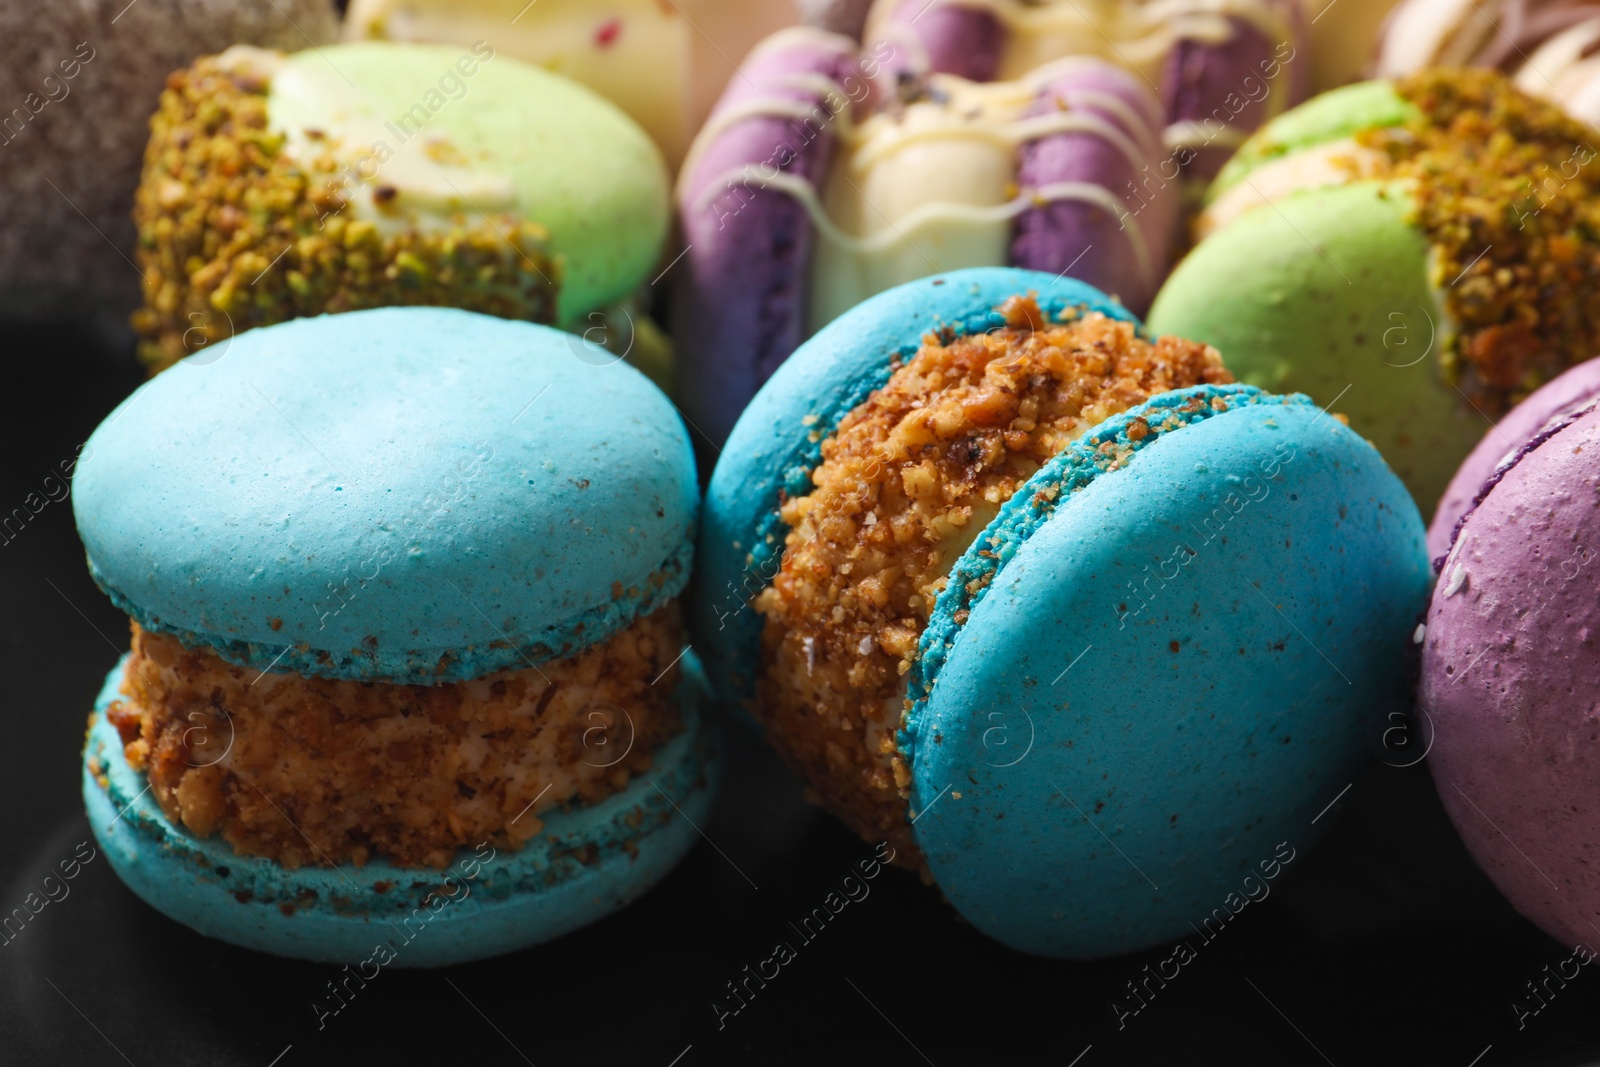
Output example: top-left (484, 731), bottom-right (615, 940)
top-left (107, 605), bottom-right (683, 869)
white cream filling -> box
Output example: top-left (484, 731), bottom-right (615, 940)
top-left (808, 62), bottom-right (1165, 330)
top-left (1163, 120), bottom-right (1250, 152)
top-left (1196, 136), bottom-right (1391, 239)
top-left (218, 45), bottom-right (518, 239)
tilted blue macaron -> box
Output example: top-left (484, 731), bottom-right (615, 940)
top-left (74, 306), bottom-right (717, 965)
top-left (696, 267), bottom-right (1431, 958)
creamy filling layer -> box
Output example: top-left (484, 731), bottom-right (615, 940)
top-left (754, 296), bottom-right (1229, 864)
top-left (107, 605), bottom-right (684, 870)
top-left (1197, 136), bottom-right (1393, 238)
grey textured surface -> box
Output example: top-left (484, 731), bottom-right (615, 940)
top-left (0, 0), bottom-right (338, 319)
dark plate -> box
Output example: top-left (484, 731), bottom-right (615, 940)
top-left (2, 320), bottom-right (1597, 1067)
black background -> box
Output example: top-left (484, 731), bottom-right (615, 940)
top-left (3, 321), bottom-right (1599, 1066)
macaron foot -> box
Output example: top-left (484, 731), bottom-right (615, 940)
top-left (753, 295), bottom-right (1229, 864)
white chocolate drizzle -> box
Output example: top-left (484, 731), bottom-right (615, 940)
top-left (864, 0), bottom-right (1295, 81)
top-left (683, 49), bottom-right (1168, 331)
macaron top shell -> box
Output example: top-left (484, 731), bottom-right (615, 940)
top-left (906, 383), bottom-right (1430, 956)
top-left (74, 307), bottom-right (696, 684)
top-left (1151, 180), bottom-right (1476, 503)
top-left (1428, 356), bottom-right (1600, 562)
top-left (260, 42), bottom-right (669, 326)
top-left (907, 383), bottom-right (1296, 707)
top-left (694, 267), bottom-right (1140, 710)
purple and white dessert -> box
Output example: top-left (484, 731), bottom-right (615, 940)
top-left (864, 0), bottom-right (1307, 177)
top-left (1377, 0), bottom-right (1600, 124)
top-left (674, 27), bottom-right (1179, 445)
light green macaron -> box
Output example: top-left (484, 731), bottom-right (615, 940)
top-left (1150, 70), bottom-right (1600, 512)
top-left (133, 41), bottom-right (669, 373)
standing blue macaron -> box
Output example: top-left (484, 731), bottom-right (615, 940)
top-left (696, 267), bottom-right (1430, 958)
top-left (75, 307), bottom-right (716, 967)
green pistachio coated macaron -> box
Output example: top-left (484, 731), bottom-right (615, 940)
top-left (132, 41), bottom-right (669, 372)
top-left (1149, 69), bottom-right (1600, 511)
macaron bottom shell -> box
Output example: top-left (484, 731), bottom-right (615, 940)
top-left (83, 656), bottom-right (720, 967)
top-left (907, 396), bottom-right (1431, 958)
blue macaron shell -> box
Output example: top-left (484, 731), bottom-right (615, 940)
top-left (72, 307), bottom-right (697, 684)
top-left (694, 267), bottom-right (1140, 710)
top-left (83, 656), bottom-right (720, 966)
top-left (906, 394), bottom-right (1430, 957)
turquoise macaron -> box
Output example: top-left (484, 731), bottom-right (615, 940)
top-left (696, 267), bottom-right (1431, 958)
top-left (74, 306), bottom-right (717, 965)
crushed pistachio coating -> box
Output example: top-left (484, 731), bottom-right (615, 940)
top-left (131, 57), bottom-right (561, 373)
top-left (1359, 69), bottom-right (1600, 410)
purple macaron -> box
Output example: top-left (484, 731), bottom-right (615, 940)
top-left (673, 28), bottom-right (860, 452)
top-left (674, 28), bottom-right (1172, 448)
top-left (1012, 62), bottom-right (1176, 311)
top-left (1161, 0), bottom-right (1308, 178)
top-left (873, 0), bottom-right (1006, 83)
top-left (1420, 357), bottom-right (1600, 950)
